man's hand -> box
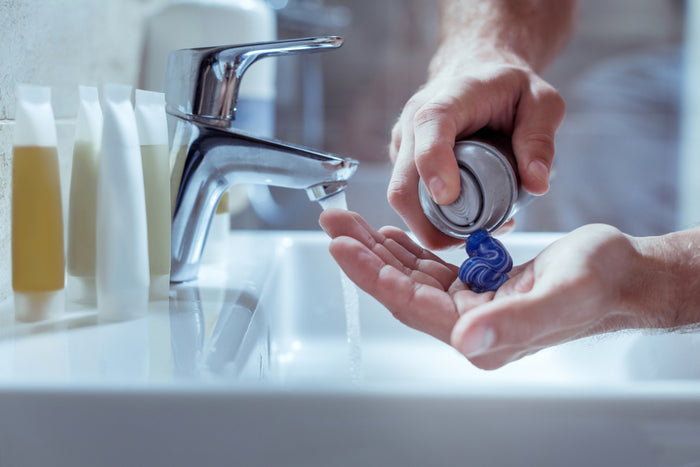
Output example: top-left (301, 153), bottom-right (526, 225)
top-left (389, 61), bottom-right (565, 249)
top-left (320, 209), bottom-right (698, 370)
top-left (388, 0), bottom-right (575, 250)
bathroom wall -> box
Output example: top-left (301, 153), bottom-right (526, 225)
top-left (0, 0), bottom-right (154, 301)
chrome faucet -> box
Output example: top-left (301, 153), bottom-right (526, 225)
top-left (165, 36), bottom-right (358, 283)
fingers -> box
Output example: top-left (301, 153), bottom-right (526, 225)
top-left (328, 235), bottom-right (459, 343)
top-left (388, 84), bottom-right (475, 250)
top-left (388, 140), bottom-right (461, 250)
top-left (320, 209), bottom-right (456, 290)
top-left (320, 208), bottom-right (386, 248)
top-left (512, 79), bottom-right (566, 195)
top-left (379, 225), bottom-right (457, 268)
top-left (379, 226), bottom-right (459, 290)
top-left (411, 99), bottom-right (461, 205)
top-left (320, 209), bottom-right (462, 342)
top-left (319, 209), bottom-right (416, 279)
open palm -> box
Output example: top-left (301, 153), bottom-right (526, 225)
top-left (320, 208), bottom-right (648, 370)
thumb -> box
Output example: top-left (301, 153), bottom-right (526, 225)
top-left (450, 293), bottom-right (566, 370)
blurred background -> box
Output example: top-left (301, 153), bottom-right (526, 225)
top-left (0, 0), bottom-right (694, 301)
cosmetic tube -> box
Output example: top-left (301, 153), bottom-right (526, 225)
top-left (134, 89), bottom-right (171, 301)
top-left (96, 84), bottom-right (149, 321)
top-left (12, 84), bottom-right (65, 322)
top-left (67, 86), bottom-right (103, 304)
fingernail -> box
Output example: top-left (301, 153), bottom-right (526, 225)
top-left (528, 159), bottom-right (550, 190)
top-left (460, 326), bottom-right (495, 357)
top-left (428, 176), bottom-right (447, 204)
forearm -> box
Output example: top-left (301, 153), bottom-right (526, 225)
top-left (631, 227), bottom-right (700, 330)
top-left (431, 0), bottom-right (577, 75)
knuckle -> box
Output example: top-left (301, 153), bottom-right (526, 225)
top-left (402, 94), bottom-right (425, 118)
top-left (524, 130), bottom-right (556, 148)
top-left (522, 131), bottom-right (557, 156)
top-left (387, 178), bottom-right (411, 211)
top-left (504, 65), bottom-right (530, 84)
top-left (413, 144), bottom-right (433, 166)
top-left (411, 101), bottom-right (459, 164)
top-left (534, 82), bottom-right (567, 118)
top-left (545, 89), bottom-right (566, 117)
top-left (412, 100), bottom-right (455, 130)
top-left (484, 63), bottom-right (531, 90)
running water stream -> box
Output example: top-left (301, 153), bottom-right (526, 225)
top-left (318, 192), bottom-right (363, 383)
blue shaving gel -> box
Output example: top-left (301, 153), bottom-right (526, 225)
top-left (458, 230), bottom-right (513, 293)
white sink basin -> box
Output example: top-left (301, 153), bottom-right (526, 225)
top-left (1, 230), bottom-right (699, 466)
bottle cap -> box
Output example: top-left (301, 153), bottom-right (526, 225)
top-left (14, 290), bottom-right (65, 322)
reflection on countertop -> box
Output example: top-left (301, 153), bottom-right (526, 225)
top-left (0, 231), bottom-right (281, 388)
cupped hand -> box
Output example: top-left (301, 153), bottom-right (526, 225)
top-left (388, 58), bottom-right (566, 250)
top-left (319, 209), bottom-right (653, 370)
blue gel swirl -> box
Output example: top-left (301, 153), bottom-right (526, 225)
top-left (458, 229), bottom-right (513, 293)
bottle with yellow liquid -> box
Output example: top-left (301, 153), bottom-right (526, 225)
top-left (12, 84), bottom-right (65, 322)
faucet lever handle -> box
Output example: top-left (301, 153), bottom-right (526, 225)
top-left (164, 36), bottom-right (343, 125)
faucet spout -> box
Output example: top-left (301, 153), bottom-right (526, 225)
top-left (170, 124), bottom-right (358, 282)
top-left (306, 180), bottom-right (349, 202)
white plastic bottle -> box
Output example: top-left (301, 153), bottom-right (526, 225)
top-left (67, 86), bottom-right (103, 304)
top-left (96, 84), bottom-right (150, 321)
top-left (134, 89), bottom-right (171, 301)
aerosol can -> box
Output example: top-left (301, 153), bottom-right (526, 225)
top-left (418, 130), bottom-right (529, 238)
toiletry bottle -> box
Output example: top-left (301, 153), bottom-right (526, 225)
top-left (67, 86), bottom-right (103, 304)
top-left (12, 84), bottom-right (65, 322)
top-left (96, 84), bottom-right (150, 321)
top-left (134, 89), bottom-right (171, 301)
top-left (418, 130), bottom-right (528, 238)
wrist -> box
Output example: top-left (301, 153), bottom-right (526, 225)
top-left (427, 41), bottom-right (531, 81)
top-left (433, 0), bottom-right (577, 76)
top-left (630, 228), bottom-right (700, 329)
